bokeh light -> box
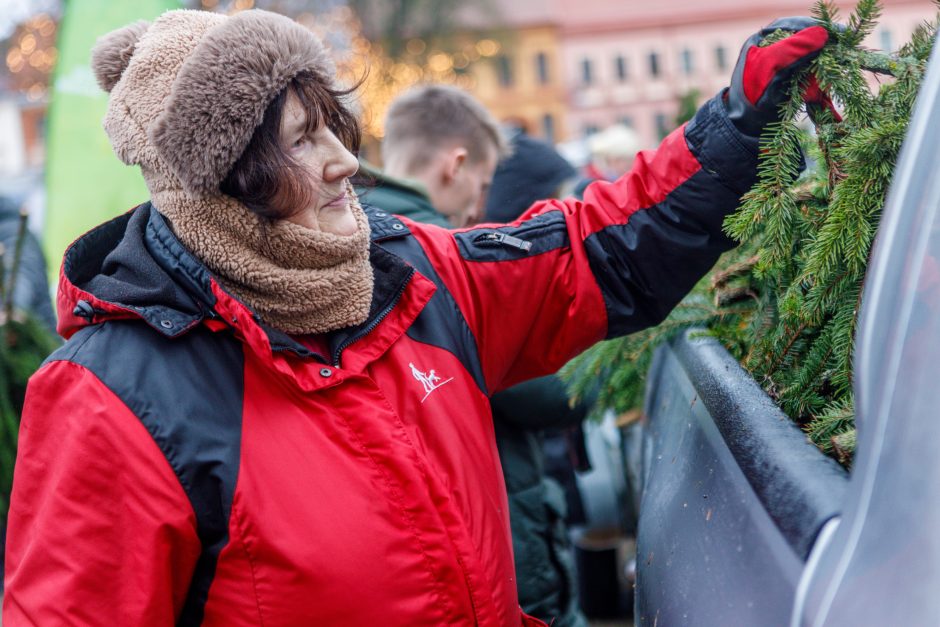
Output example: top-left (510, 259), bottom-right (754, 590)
top-left (4, 13), bottom-right (58, 101)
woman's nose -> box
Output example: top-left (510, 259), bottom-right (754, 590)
top-left (323, 133), bottom-right (359, 183)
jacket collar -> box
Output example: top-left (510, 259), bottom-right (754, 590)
top-left (58, 202), bottom-right (424, 363)
top-left (356, 160), bottom-right (433, 202)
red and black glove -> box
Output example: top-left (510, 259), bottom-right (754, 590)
top-left (727, 17), bottom-right (832, 136)
top-left (803, 74), bottom-right (842, 122)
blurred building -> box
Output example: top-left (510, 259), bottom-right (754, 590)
top-left (465, 0), bottom-right (568, 143)
top-left (0, 93), bottom-right (46, 176)
top-left (557, 0), bottom-right (935, 148)
top-left (461, 0), bottom-right (937, 148)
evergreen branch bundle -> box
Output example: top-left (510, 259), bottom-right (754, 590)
top-left (0, 212), bottom-right (60, 519)
top-left (562, 0), bottom-right (938, 464)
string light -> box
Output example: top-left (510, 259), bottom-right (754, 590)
top-left (168, 3), bottom-right (502, 145)
top-left (406, 38), bottom-right (426, 56)
top-left (5, 13), bottom-right (58, 100)
top-left (476, 39), bottom-right (500, 57)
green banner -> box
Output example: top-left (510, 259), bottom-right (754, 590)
top-left (44, 0), bottom-right (180, 285)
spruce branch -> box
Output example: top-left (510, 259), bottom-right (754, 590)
top-left (563, 1), bottom-right (938, 466)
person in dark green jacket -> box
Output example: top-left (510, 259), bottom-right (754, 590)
top-left (485, 131), bottom-right (589, 627)
top-left (357, 83), bottom-right (589, 627)
top-left (354, 160), bottom-right (450, 228)
top-left (357, 84), bottom-right (503, 229)
top-left (490, 377), bottom-right (589, 627)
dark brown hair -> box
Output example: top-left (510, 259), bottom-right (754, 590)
top-left (221, 70), bottom-right (361, 219)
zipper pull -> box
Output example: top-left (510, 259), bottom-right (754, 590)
top-left (476, 232), bottom-right (533, 252)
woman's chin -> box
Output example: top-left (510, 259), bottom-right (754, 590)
top-left (318, 205), bottom-right (358, 236)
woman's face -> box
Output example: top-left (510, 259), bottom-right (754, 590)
top-left (278, 91), bottom-right (360, 235)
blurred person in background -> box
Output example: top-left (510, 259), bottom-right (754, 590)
top-left (357, 83), bottom-right (505, 228)
top-left (584, 123), bottom-right (643, 185)
top-left (4, 8), bottom-right (831, 626)
top-left (484, 130), bottom-right (590, 627)
top-left (484, 128), bottom-right (578, 223)
top-left (364, 94), bottom-right (590, 625)
top-left (0, 194), bottom-right (56, 332)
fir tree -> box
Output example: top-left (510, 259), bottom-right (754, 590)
top-left (563, 0), bottom-right (939, 465)
top-left (0, 211), bottom-right (60, 519)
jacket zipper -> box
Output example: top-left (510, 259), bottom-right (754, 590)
top-left (470, 217), bottom-right (568, 252)
top-left (331, 267), bottom-right (415, 367)
top-left (472, 232), bottom-right (533, 252)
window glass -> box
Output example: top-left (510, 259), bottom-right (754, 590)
top-left (715, 45), bottom-right (727, 71)
top-left (655, 112), bottom-right (669, 139)
top-left (615, 55), bottom-right (627, 81)
top-left (536, 52), bottom-right (550, 84)
top-left (581, 58), bottom-right (593, 85)
top-left (681, 48), bottom-right (694, 75)
top-left (880, 29), bottom-right (893, 52)
top-left (542, 114), bottom-right (555, 143)
top-left (649, 51), bottom-right (661, 78)
top-left (497, 55), bottom-right (513, 87)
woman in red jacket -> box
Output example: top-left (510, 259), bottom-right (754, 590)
top-left (4, 9), bottom-right (829, 626)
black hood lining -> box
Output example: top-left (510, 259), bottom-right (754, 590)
top-left (66, 203), bottom-right (416, 346)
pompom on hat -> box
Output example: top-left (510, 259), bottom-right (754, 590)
top-left (91, 9), bottom-right (337, 198)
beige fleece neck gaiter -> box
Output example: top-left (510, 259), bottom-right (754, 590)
top-left (153, 186), bottom-right (374, 335)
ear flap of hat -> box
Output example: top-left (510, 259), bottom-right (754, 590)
top-left (91, 20), bottom-right (151, 92)
top-left (150, 10), bottom-right (335, 196)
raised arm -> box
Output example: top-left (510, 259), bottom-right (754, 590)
top-left (405, 20), bottom-right (830, 394)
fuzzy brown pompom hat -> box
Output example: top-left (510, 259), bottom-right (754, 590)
top-left (91, 10), bottom-right (375, 335)
top-left (92, 8), bottom-right (338, 196)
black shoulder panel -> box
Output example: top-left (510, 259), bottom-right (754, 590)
top-left (453, 210), bottom-right (569, 262)
top-left (584, 169), bottom-right (737, 339)
top-left (376, 233), bottom-right (489, 397)
top-left (52, 321), bottom-right (245, 626)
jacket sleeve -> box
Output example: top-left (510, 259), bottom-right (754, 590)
top-left (405, 95), bottom-right (761, 394)
top-left (3, 360), bottom-right (201, 626)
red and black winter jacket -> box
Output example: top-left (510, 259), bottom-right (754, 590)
top-left (4, 97), bottom-right (759, 626)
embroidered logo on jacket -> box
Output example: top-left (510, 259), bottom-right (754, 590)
top-left (409, 362), bottom-right (453, 403)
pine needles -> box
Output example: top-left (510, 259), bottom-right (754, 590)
top-left (0, 212), bottom-right (60, 519)
top-left (562, 0), bottom-right (939, 464)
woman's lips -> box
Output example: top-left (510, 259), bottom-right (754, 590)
top-left (323, 192), bottom-right (347, 208)
top-left (323, 192), bottom-right (347, 209)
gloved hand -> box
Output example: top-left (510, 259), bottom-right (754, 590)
top-left (726, 17), bottom-right (831, 136)
top-left (803, 74), bottom-right (842, 122)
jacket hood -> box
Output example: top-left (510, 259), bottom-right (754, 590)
top-left (57, 203), bottom-right (217, 340)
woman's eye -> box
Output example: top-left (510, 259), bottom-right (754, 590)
top-left (293, 136), bottom-right (308, 149)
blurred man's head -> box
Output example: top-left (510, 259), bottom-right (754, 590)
top-left (382, 84), bottom-right (508, 227)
